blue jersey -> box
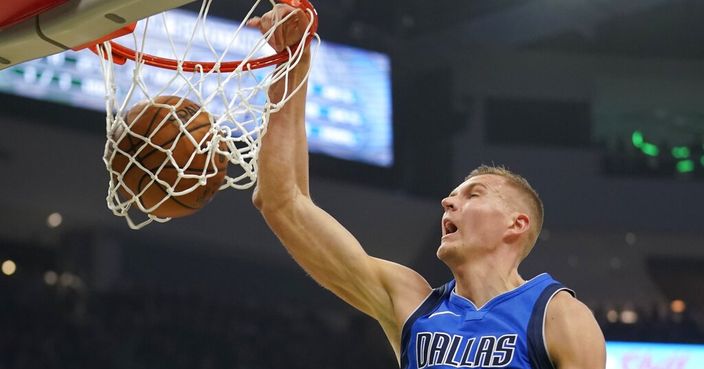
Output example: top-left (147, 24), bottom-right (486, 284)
top-left (401, 273), bottom-right (573, 369)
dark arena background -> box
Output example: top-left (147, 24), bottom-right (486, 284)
top-left (2, 0), bottom-right (704, 368)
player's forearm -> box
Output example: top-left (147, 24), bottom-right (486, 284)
top-left (253, 50), bottom-right (311, 209)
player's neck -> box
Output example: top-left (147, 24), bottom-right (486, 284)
top-left (451, 256), bottom-right (524, 309)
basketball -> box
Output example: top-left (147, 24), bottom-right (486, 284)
top-left (108, 96), bottom-right (228, 218)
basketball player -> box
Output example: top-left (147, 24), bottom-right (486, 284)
top-left (249, 5), bottom-right (606, 368)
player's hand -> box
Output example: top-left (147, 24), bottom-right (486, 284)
top-left (246, 4), bottom-right (311, 53)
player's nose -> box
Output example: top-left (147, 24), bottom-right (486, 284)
top-left (441, 196), bottom-right (455, 211)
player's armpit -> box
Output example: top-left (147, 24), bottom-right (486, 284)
top-left (545, 291), bottom-right (606, 369)
top-left (370, 257), bottom-right (432, 354)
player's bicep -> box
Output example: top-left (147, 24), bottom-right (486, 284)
top-left (545, 292), bottom-right (606, 369)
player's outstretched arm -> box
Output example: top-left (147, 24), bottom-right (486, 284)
top-left (250, 4), bottom-right (431, 357)
top-left (546, 292), bottom-right (606, 369)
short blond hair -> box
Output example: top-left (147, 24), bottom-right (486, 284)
top-left (466, 165), bottom-right (544, 255)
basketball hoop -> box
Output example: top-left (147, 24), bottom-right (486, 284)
top-left (96, 0), bottom-right (318, 72)
top-left (96, 0), bottom-right (319, 229)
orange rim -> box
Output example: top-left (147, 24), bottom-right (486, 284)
top-left (101, 0), bottom-right (318, 72)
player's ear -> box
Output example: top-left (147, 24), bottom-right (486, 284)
top-left (505, 213), bottom-right (530, 240)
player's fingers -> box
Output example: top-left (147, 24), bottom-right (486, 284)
top-left (273, 3), bottom-right (294, 18)
top-left (268, 8), bottom-right (283, 51)
top-left (293, 8), bottom-right (310, 26)
top-left (260, 12), bottom-right (274, 34)
top-left (250, 4), bottom-right (308, 50)
top-left (272, 28), bottom-right (285, 52)
top-left (272, 10), bottom-right (300, 49)
top-left (259, 14), bottom-right (281, 50)
top-left (246, 16), bottom-right (261, 28)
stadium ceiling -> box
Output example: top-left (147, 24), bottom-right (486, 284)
top-left (203, 0), bottom-right (704, 60)
top-left (410, 0), bottom-right (674, 48)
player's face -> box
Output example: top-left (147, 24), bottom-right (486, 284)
top-left (437, 174), bottom-right (516, 264)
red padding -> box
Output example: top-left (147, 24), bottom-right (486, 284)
top-left (0, 0), bottom-right (69, 29)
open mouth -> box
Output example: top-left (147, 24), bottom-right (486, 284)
top-left (443, 219), bottom-right (458, 236)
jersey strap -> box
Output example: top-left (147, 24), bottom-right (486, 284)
top-left (400, 281), bottom-right (453, 369)
top-left (526, 282), bottom-right (575, 369)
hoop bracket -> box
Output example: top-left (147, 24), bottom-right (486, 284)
top-left (74, 23), bottom-right (136, 64)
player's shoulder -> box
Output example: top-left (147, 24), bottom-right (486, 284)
top-left (545, 291), bottom-right (597, 334)
top-left (545, 291), bottom-right (606, 368)
top-left (547, 290), bottom-right (589, 316)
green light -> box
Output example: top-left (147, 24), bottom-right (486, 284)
top-left (671, 146), bottom-right (690, 159)
top-left (641, 143), bottom-right (659, 157)
top-left (701, 155), bottom-right (704, 167)
top-left (677, 160), bottom-right (695, 173)
top-left (631, 131), bottom-right (644, 148)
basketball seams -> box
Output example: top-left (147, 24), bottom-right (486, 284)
top-left (138, 99), bottom-right (169, 152)
top-left (137, 121), bottom-right (213, 165)
top-left (151, 164), bottom-right (225, 175)
top-left (152, 185), bottom-right (201, 210)
top-left (124, 96), bottom-right (184, 159)
top-left (135, 168), bottom-right (201, 212)
top-left (124, 99), bottom-right (163, 154)
top-left (137, 166), bottom-right (222, 212)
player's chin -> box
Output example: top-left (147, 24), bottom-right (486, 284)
top-left (436, 242), bottom-right (453, 261)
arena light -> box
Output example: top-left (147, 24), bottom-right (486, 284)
top-left (1, 260), bottom-right (17, 276)
top-left (44, 270), bottom-right (58, 286)
top-left (606, 309), bottom-right (619, 323)
top-left (671, 299), bottom-right (686, 314)
top-left (47, 212), bottom-right (63, 228)
top-left (630, 130), bottom-right (660, 156)
top-left (631, 131), bottom-right (644, 148)
top-left (641, 143), bottom-right (659, 157)
top-left (676, 160), bottom-right (694, 173)
top-left (671, 146), bottom-right (690, 159)
top-left (620, 309), bottom-right (638, 324)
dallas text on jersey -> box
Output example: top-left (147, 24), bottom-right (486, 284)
top-left (415, 332), bottom-right (517, 368)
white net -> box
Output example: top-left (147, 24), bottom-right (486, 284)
top-left (97, 0), bottom-right (318, 229)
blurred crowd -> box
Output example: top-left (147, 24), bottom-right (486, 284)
top-left (0, 276), bottom-right (392, 369)
top-left (595, 303), bottom-right (702, 344)
top-left (1, 269), bottom-right (702, 369)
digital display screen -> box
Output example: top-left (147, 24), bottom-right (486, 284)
top-left (0, 10), bottom-right (393, 167)
top-left (606, 341), bottom-right (704, 369)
